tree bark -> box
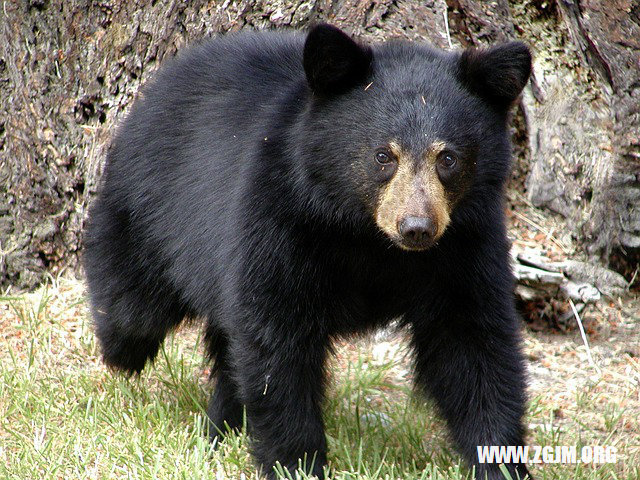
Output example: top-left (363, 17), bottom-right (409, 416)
top-left (1, 0), bottom-right (638, 290)
top-left (520, 0), bottom-right (640, 273)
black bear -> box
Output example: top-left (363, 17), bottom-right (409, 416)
top-left (84, 24), bottom-right (533, 480)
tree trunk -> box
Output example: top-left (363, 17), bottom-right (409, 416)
top-left (519, 0), bottom-right (640, 276)
top-left (1, 0), bottom-right (638, 290)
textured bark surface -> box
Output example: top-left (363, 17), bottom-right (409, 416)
top-left (1, 0), bottom-right (638, 290)
top-left (520, 0), bottom-right (640, 264)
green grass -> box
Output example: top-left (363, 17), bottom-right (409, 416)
top-left (1, 279), bottom-right (637, 479)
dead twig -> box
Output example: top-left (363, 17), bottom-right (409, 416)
top-left (569, 299), bottom-right (601, 376)
top-left (442, 8), bottom-right (452, 49)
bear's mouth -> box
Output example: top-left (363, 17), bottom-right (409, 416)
top-left (390, 235), bottom-right (436, 252)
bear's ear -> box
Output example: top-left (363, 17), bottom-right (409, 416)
top-left (458, 42), bottom-right (532, 108)
top-left (303, 24), bottom-right (373, 95)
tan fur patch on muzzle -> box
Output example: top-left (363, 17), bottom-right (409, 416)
top-left (375, 141), bottom-right (451, 246)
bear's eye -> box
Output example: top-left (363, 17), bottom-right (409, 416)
top-left (438, 152), bottom-right (457, 169)
top-left (375, 150), bottom-right (393, 165)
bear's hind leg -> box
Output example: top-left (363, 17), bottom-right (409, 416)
top-left (205, 327), bottom-right (244, 443)
top-left (91, 283), bottom-right (189, 375)
top-left (85, 206), bottom-right (189, 375)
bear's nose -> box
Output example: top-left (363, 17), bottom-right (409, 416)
top-left (398, 216), bottom-right (437, 246)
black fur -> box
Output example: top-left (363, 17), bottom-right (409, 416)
top-left (458, 42), bottom-right (532, 107)
top-left (303, 23), bottom-right (373, 95)
top-left (84, 25), bottom-right (532, 480)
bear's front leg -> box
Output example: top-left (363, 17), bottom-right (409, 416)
top-left (230, 325), bottom-right (329, 480)
top-left (409, 289), bottom-right (532, 480)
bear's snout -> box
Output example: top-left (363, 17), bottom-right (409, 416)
top-left (397, 216), bottom-right (437, 249)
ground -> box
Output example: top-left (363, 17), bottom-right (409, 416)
top-left (1, 208), bottom-right (638, 479)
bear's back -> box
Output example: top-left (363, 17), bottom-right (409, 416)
top-left (99, 31), bottom-right (308, 300)
top-left (109, 30), bottom-right (306, 173)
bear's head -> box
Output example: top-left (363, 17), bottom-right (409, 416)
top-left (298, 24), bottom-right (531, 251)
